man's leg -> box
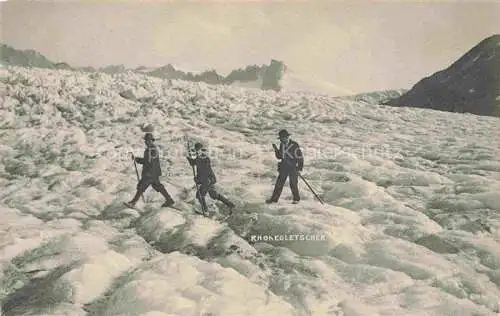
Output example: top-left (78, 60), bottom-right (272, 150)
top-left (196, 183), bottom-right (210, 213)
top-left (128, 178), bottom-right (150, 205)
top-left (289, 169), bottom-right (300, 203)
top-left (208, 186), bottom-right (234, 209)
top-left (151, 179), bottom-right (175, 206)
top-left (267, 171), bottom-right (288, 203)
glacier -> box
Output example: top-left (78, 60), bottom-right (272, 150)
top-left (1, 66), bottom-right (499, 316)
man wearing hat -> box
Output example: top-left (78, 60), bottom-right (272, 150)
top-left (126, 133), bottom-right (175, 208)
top-left (187, 142), bottom-right (235, 214)
top-left (266, 129), bottom-right (304, 204)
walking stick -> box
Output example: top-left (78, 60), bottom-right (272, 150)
top-left (186, 139), bottom-right (197, 178)
top-left (184, 136), bottom-right (201, 200)
top-left (298, 173), bottom-right (324, 204)
top-left (130, 152), bottom-right (145, 203)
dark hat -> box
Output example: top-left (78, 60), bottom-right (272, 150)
top-left (143, 133), bottom-right (155, 141)
top-left (278, 129), bottom-right (290, 138)
top-left (194, 142), bottom-right (204, 150)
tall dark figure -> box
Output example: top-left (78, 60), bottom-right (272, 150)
top-left (126, 133), bottom-right (175, 208)
top-left (266, 129), bottom-right (304, 204)
top-left (187, 142), bottom-right (235, 214)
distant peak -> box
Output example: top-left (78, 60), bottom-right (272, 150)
top-left (386, 35), bottom-right (500, 117)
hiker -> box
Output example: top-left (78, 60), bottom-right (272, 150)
top-left (266, 129), bottom-right (304, 204)
top-left (187, 142), bottom-right (235, 214)
top-left (126, 133), bottom-right (175, 208)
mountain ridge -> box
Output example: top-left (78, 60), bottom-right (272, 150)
top-left (1, 43), bottom-right (286, 92)
top-left (386, 34), bottom-right (500, 117)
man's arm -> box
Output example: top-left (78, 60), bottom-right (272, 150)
top-left (137, 147), bottom-right (156, 164)
top-left (204, 157), bottom-right (216, 184)
top-left (296, 144), bottom-right (304, 171)
top-left (272, 143), bottom-right (282, 160)
top-left (145, 148), bottom-right (154, 164)
top-left (186, 156), bottom-right (196, 166)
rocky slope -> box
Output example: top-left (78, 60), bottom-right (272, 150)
top-left (386, 35), bottom-right (500, 117)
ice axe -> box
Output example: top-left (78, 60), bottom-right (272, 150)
top-left (183, 135), bottom-right (201, 200)
top-left (299, 173), bottom-right (324, 205)
top-left (183, 135), bottom-right (197, 178)
top-left (129, 152), bottom-right (145, 203)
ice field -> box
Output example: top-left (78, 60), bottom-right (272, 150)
top-left (1, 66), bottom-right (499, 315)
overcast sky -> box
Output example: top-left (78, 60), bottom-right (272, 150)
top-left (2, 0), bottom-right (499, 94)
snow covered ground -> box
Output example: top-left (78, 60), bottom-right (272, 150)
top-left (1, 66), bottom-right (499, 316)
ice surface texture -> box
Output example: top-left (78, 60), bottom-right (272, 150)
top-left (1, 66), bottom-right (499, 316)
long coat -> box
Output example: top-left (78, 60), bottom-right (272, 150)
top-left (135, 145), bottom-right (162, 178)
top-left (274, 139), bottom-right (304, 171)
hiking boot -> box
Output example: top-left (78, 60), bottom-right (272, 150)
top-left (265, 199), bottom-right (277, 204)
top-left (292, 200), bottom-right (300, 204)
top-left (218, 195), bottom-right (234, 210)
top-left (161, 199), bottom-right (175, 207)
